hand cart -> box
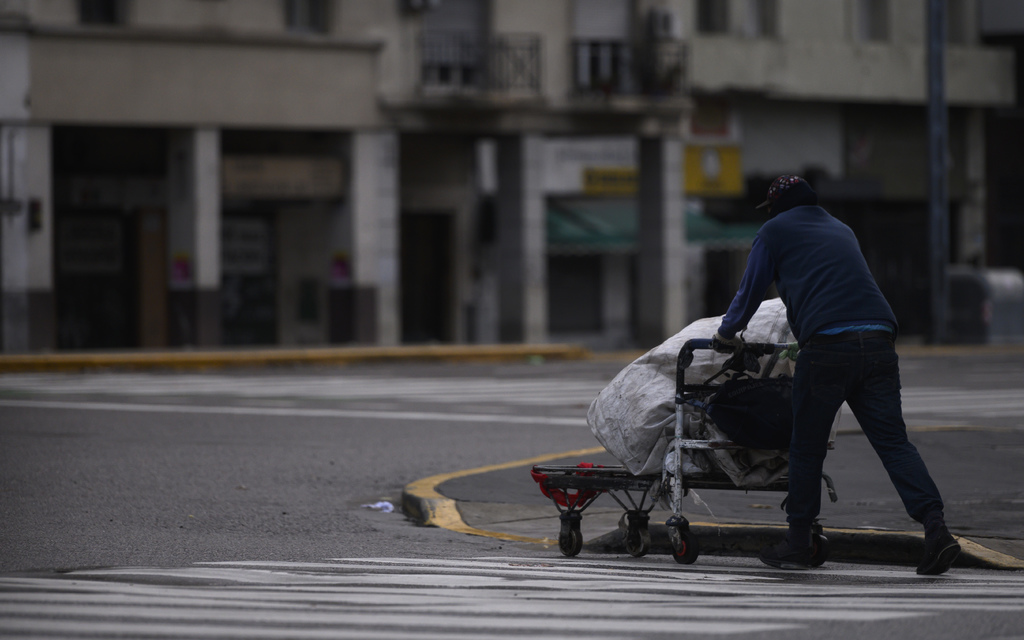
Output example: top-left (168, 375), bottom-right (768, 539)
top-left (531, 338), bottom-right (836, 565)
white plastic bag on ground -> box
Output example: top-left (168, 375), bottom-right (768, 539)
top-left (587, 298), bottom-right (802, 486)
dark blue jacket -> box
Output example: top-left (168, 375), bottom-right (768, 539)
top-left (718, 189), bottom-right (897, 346)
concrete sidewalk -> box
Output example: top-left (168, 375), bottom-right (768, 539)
top-left (403, 446), bottom-right (1024, 571)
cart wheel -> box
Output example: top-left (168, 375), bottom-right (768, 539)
top-left (810, 533), bottom-right (830, 567)
top-left (670, 526), bottom-right (700, 565)
top-left (624, 523), bottom-right (651, 558)
top-left (558, 521), bottom-right (583, 557)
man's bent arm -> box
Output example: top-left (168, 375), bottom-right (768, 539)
top-left (717, 236), bottom-right (775, 338)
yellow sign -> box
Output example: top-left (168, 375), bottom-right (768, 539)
top-left (684, 145), bottom-right (744, 197)
top-left (583, 167), bottom-right (637, 196)
top-left (582, 146), bottom-right (744, 197)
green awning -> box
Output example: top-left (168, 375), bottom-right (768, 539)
top-left (547, 199), bottom-right (761, 254)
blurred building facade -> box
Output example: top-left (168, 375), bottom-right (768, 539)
top-left (0, 0), bottom-right (1016, 352)
top-left (980, 0), bottom-right (1024, 277)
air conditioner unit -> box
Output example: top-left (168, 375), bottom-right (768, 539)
top-left (648, 8), bottom-right (680, 40)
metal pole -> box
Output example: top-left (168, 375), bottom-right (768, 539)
top-left (927, 0), bottom-right (949, 344)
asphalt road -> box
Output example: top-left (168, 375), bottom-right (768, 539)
top-left (1, 348), bottom-right (1022, 639)
top-left (1, 350), bottom-right (1023, 572)
top-left (0, 358), bottom-right (621, 573)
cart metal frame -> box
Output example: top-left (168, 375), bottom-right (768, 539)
top-left (532, 338), bottom-right (836, 564)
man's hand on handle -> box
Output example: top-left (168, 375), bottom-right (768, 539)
top-left (712, 331), bottom-right (744, 353)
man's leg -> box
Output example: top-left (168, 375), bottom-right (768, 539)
top-left (761, 345), bottom-right (847, 569)
top-left (786, 345), bottom-right (849, 535)
top-left (847, 339), bottom-right (958, 574)
top-left (846, 341), bottom-right (943, 523)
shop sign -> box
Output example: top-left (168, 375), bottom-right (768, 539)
top-left (545, 137), bottom-right (635, 194)
top-left (684, 145), bottom-right (744, 197)
top-left (222, 156), bottom-right (346, 199)
top-left (583, 167), bottom-right (637, 196)
top-left (546, 138), bottom-right (744, 198)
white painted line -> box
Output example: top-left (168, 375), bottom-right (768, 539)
top-left (4, 556), bottom-right (1024, 640)
top-left (0, 398), bottom-right (588, 426)
top-left (0, 618), bottom-right (716, 640)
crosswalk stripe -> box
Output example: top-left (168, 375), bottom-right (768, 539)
top-left (2, 557), bottom-right (1023, 639)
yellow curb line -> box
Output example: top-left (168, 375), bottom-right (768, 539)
top-left (683, 522), bottom-right (1024, 570)
top-left (0, 344), bottom-right (591, 373)
top-left (955, 538), bottom-right (1024, 570)
top-left (402, 446), bottom-right (606, 545)
top-left (404, 448), bottom-right (1024, 570)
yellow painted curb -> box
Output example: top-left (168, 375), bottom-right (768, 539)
top-left (404, 449), bottom-right (1024, 570)
top-left (687, 522), bottom-right (1024, 570)
top-left (956, 537), bottom-right (1024, 570)
top-left (401, 446), bottom-right (606, 545)
top-left (0, 343), bottom-right (591, 373)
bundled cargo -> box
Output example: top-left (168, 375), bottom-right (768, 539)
top-left (587, 298), bottom-right (836, 487)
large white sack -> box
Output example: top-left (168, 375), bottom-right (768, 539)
top-left (587, 298), bottom-right (796, 483)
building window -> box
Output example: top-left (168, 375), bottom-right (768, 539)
top-left (285, 0), bottom-right (329, 34)
top-left (697, 0), bottom-right (729, 34)
top-left (78, 0), bottom-right (126, 25)
top-left (854, 0), bottom-right (889, 42)
top-left (741, 0), bottom-right (777, 38)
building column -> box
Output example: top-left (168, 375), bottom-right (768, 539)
top-left (496, 134), bottom-right (546, 343)
top-left (636, 135), bottom-right (686, 347)
top-left (167, 128), bottom-right (221, 347)
top-left (1, 125), bottom-right (54, 352)
top-left (331, 131), bottom-right (399, 345)
top-left (959, 108), bottom-right (986, 265)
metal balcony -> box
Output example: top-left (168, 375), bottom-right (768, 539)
top-left (572, 39), bottom-right (687, 98)
top-left (420, 32), bottom-right (541, 96)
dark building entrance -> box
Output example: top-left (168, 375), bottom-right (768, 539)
top-left (401, 211), bottom-right (453, 343)
top-left (221, 213), bottom-right (277, 346)
top-left (52, 127), bottom-right (168, 350)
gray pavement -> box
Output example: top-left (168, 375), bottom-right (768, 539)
top-left (3, 341), bottom-right (1022, 571)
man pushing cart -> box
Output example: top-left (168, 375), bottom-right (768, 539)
top-left (533, 176), bottom-right (960, 576)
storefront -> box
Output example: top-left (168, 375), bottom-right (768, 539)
top-left (219, 133), bottom-right (347, 346)
top-left (52, 126), bottom-right (168, 350)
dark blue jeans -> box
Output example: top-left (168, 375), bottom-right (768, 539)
top-left (787, 337), bottom-right (945, 529)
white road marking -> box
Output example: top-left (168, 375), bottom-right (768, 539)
top-left (901, 389), bottom-right (1024, 419)
top-left (2, 373), bottom-right (1022, 419)
top-left (0, 373), bottom-right (605, 406)
top-left (0, 398), bottom-right (587, 426)
top-left (2, 557), bottom-right (1023, 639)
top-left (3, 373), bottom-right (1021, 427)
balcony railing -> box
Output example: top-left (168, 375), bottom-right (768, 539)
top-left (572, 39), bottom-right (687, 98)
top-left (420, 32), bottom-right (541, 96)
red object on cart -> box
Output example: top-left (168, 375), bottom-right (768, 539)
top-left (530, 462), bottom-right (604, 508)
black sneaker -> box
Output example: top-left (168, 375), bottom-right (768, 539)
top-left (917, 529), bottom-right (960, 575)
top-left (759, 540), bottom-right (814, 570)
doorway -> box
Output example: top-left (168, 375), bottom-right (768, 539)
top-left (221, 213), bottom-right (277, 346)
top-left (401, 212), bottom-right (453, 343)
top-left (54, 210), bottom-right (139, 349)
